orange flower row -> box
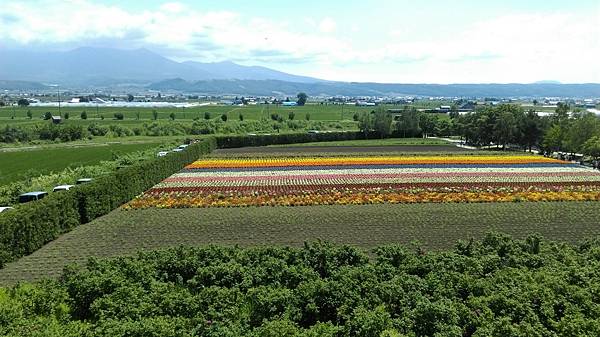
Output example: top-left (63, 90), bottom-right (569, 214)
top-left (124, 190), bottom-right (600, 209)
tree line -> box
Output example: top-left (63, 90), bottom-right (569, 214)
top-left (359, 104), bottom-right (600, 161)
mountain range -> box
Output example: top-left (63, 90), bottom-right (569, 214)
top-left (0, 47), bottom-right (599, 97)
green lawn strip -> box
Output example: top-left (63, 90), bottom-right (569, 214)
top-left (0, 142), bottom-right (163, 185)
top-left (1, 201), bottom-right (598, 285)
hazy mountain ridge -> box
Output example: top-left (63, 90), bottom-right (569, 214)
top-left (0, 47), bottom-right (322, 85)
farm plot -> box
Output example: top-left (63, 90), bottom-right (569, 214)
top-left (126, 154), bottom-right (600, 209)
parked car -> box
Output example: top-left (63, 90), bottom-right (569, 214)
top-left (172, 148), bottom-right (184, 152)
top-left (18, 191), bottom-right (48, 203)
top-left (53, 184), bottom-right (74, 192)
top-left (157, 151), bottom-right (169, 157)
top-left (178, 144), bottom-right (189, 149)
top-left (76, 178), bottom-right (93, 185)
top-left (0, 206), bottom-right (14, 213)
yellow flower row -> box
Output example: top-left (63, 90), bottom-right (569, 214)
top-left (187, 155), bottom-right (565, 168)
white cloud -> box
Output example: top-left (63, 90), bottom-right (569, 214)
top-left (0, 1), bottom-right (597, 83)
top-left (318, 18), bottom-right (337, 33)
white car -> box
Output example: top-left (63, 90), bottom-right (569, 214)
top-left (76, 178), bottom-right (93, 185)
top-left (0, 207), bottom-right (14, 213)
top-left (178, 144), bottom-right (189, 149)
top-left (172, 148), bottom-right (184, 152)
top-left (53, 184), bottom-right (74, 192)
top-left (157, 151), bottom-right (169, 157)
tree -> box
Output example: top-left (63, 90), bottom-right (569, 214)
top-left (204, 112), bottom-right (211, 120)
top-left (542, 124), bottom-right (563, 153)
top-left (582, 136), bottom-right (600, 162)
top-left (533, 99), bottom-right (538, 106)
top-left (127, 94), bottom-right (134, 102)
top-left (564, 112), bottom-right (599, 153)
top-left (288, 111), bottom-right (295, 120)
top-left (373, 107), bottom-right (393, 138)
top-left (26, 110), bottom-right (32, 119)
top-left (520, 110), bottom-right (542, 151)
top-left (239, 113), bottom-right (244, 121)
top-left (17, 98), bottom-right (29, 107)
top-left (221, 114), bottom-right (228, 122)
top-left (358, 112), bottom-right (372, 139)
top-left (114, 112), bottom-right (124, 120)
top-left (169, 112), bottom-right (176, 121)
top-left (43, 111), bottom-right (52, 120)
top-left (136, 111), bottom-right (141, 120)
top-left (395, 107), bottom-right (421, 138)
top-left (64, 112), bottom-right (69, 120)
top-left (305, 113), bottom-right (311, 121)
top-left (152, 110), bottom-right (158, 120)
top-left (297, 92), bottom-right (308, 106)
top-left (81, 111), bottom-right (87, 120)
top-left (419, 113), bottom-right (437, 138)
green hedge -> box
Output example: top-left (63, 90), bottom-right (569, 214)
top-left (214, 131), bottom-right (367, 148)
top-left (0, 138), bottom-right (216, 267)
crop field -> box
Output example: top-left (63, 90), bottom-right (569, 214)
top-left (0, 142), bottom-right (163, 185)
top-left (1, 201), bottom-right (600, 285)
top-left (126, 153), bottom-right (600, 208)
top-left (0, 104), bottom-right (400, 122)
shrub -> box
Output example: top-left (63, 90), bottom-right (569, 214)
top-left (80, 111), bottom-right (87, 120)
top-left (113, 113), bottom-right (124, 120)
top-left (221, 114), bottom-right (228, 122)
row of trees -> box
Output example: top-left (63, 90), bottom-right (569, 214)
top-left (358, 107), bottom-right (454, 139)
top-left (2, 235), bottom-right (600, 336)
top-left (455, 103), bottom-right (600, 158)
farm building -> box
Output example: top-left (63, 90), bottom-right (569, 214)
top-left (51, 116), bottom-right (62, 124)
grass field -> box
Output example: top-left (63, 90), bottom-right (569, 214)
top-left (0, 142), bottom-right (165, 185)
top-left (1, 201), bottom-right (599, 285)
top-left (0, 104), bottom-right (453, 125)
top-left (0, 104), bottom-right (386, 122)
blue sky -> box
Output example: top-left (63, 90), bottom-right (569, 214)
top-left (1, 0), bottom-right (599, 83)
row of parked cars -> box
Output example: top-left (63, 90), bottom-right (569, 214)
top-left (0, 178), bottom-right (94, 214)
top-left (157, 144), bottom-right (189, 157)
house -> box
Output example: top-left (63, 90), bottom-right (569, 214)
top-left (439, 105), bottom-right (452, 112)
top-left (51, 116), bottom-right (62, 124)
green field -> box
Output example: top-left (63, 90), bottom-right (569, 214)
top-left (1, 201), bottom-right (599, 285)
top-left (0, 142), bottom-right (165, 185)
top-left (0, 104), bottom-right (384, 122)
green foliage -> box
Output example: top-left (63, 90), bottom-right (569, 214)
top-left (296, 92), bottom-right (307, 106)
top-left (113, 112), bottom-right (124, 120)
top-left (3, 235), bottom-right (600, 335)
top-left (17, 99), bottom-right (29, 107)
top-left (169, 112), bottom-right (176, 121)
top-left (373, 106), bottom-right (393, 138)
top-left (582, 136), bottom-right (600, 159)
top-left (221, 114), bottom-right (228, 122)
top-left (43, 112), bottom-right (52, 120)
top-left (152, 110), bottom-right (158, 120)
top-left (80, 111), bottom-right (87, 120)
top-left (204, 111), bottom-right (211, 120)
top-left (26, 110), bottom-right (32, 119)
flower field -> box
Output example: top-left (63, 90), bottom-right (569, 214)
top-left (126, 154), bottom-right (600, 208)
